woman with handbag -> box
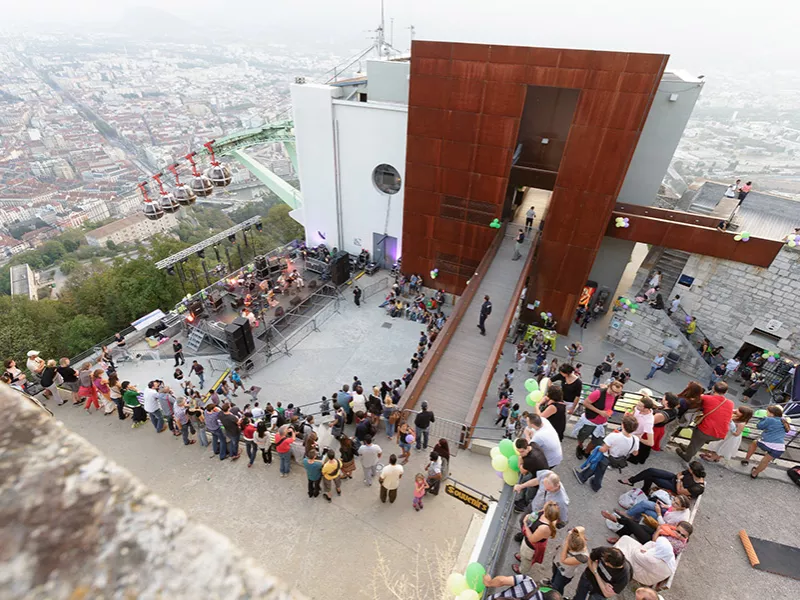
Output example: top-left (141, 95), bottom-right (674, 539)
top-left (573, 414), bottom-right (639, 492)
top-left (511, 500), bottom-right (561, 575)
top-left (383, 396), bottom-right (399, 438)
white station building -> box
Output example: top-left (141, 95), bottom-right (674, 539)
top-left (290, 59), bottom-right (410, 267)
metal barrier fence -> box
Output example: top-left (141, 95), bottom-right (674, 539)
top-left (362, 276), bottom-right (390, 300)
top-left (235, 286), bottom-right (343, 374)
top-left (475, 484), bottom-right (516, 585)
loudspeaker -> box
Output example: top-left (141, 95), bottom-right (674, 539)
top-left (189, 300), bottom-right (204, 316)
top-left (225, 316), bottom-right (255, 362)
top-left (330, 251), bottom-right (350, 285)
top-left (254, 256), bottom-right (268, 277)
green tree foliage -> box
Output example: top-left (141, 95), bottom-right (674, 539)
top-left (0, 202), bottom-right (305, 364)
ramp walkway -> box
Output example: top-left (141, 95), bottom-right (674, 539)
top-left (402, 226), bottom-right (535, 426)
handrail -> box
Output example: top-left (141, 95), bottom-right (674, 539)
top-left (397, 224), bottom-right (507, 413)
top-left (464, 230), bottom-right (540, 440)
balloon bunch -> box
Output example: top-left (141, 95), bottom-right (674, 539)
top-left (619, 297), bottom-right (640, 313)
top-left (761, 350), bottom-right (780, 363)
top-left (786, 234), bottom-right (800, 248)
top-left (489, 218), bottom-right (502, 229)
top-left (490, 439), bottom-right (521, 485)
top-left (430, 268), bottom-right (439, 279)
top-left (734, 231), bottom-right (751, 242)
top-left (446, 563), bottom-right (486, 599)
top-left (524, 377), bottom-right (543, 407)
top-left (614, 216), bottom-right (630, 228)
top-left (539, 311), bottom-right (552, 320)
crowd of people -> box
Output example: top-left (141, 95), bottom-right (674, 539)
top-left (483, 341), bottom-right (795, 600)
top-left (3, 276), bottom-right (458, 516)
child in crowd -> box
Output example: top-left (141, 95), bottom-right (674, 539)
top-left (505, 415), bottom-right (517, 440)
top-left (413, 473), bottom-right (429, 511)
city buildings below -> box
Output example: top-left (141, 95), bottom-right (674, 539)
top-left (84, 212), bottom-right (179, 247)
top-left (0, 234), bottom-right (29, 257)
top-left (9, 263), bottom-right (37, 300)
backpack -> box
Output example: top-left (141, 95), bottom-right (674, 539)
top-left (789, 465), bottom-right (800, 489)
top-left (272, 412), bottom-right (286, 427)
top-left (591, 389), bottom-right (609, 413)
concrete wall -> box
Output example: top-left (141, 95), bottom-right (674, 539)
top-left (290, 83), bottom-right (340, 249)
top-left (669, 247), bottom-right (800, 355)
top-left (332, 100), bottom-right (407, 257)
top-left (617, 76), bottom-right (703, 207)
top-left (588, 75), bottom-right (703, 297)
top-left (365, 59), bottom-right (409, 104)
top-left (0, 385), bottom-right (301, 599)
top-left (587, 237), bottom-right (636, 295)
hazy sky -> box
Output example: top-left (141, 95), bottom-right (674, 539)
top-left (3, 0), bottom-right (798, 74)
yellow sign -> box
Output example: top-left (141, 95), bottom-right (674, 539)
top-left (445, 484), bottom-right (489, 514)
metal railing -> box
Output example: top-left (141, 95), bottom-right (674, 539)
top-left (362, 276), bottom-right (390, 300)
top-left (399, 408), bottom-right (467, 456)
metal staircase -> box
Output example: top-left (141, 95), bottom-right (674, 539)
top-left (186, 327), bottom-right (206, 353)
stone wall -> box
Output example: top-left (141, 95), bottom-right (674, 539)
top-left (0, 387), bottom-right (302, 600)
top-left (669, 247), bottom-right (800, 356)
top-left (605, 295), bottom-right (713, 382)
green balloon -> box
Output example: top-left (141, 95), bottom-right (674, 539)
top-left (498, 438), bottom-right (515, 458)
top-left (465, 562), bottom-right (486, 592)
top-left (742, 427), bottom-right (751, 436)
top-left (524, 378), bottom-right (539, 393)
top-left (508, 454), bottom-right (520, 472)
top-left (754, 409), bottom-right (768, 419)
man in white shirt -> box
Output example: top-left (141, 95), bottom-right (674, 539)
top-left (526, 415), bottom-right (562, 468)
top-left (574, 414), bottom-right (639, 492)
top-left (378, 453), bottom-right (404, 504)
top-left (668, 295), bottom-right (681, 316)
top-left (357, 435), bottom-right (382, 486)
top-left (524, 206), bottom-right (536, 233)
top-left (142, 381), bottom-right (165, 432)
top-left (725, 357), bottom-right (740, 378)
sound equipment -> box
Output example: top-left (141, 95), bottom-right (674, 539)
top-left (330, 251), bottom-right (350, 285)
top-left (255, 256), bottom-right (268, 277)
top-left (189, 301), bottom-right (204, 317)
top-left (225, 316), bottom-right (255, 362)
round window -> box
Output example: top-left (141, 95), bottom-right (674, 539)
top-left (372, 163), bottom-right (402, 195)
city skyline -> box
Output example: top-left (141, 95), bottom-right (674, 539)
top-left (2, 0), bottom-right (799, 73)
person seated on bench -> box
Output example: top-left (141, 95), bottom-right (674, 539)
top-left (619, 460), bottom-right (706, 500)
top-left (614, 534), bottom-right (678, 588)
top-left (602, 492), bottom-right (691, 544)
top-left (244, 293), bottom-right (253, 308)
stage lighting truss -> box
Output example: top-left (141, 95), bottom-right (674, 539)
top-left (154, 216), bottom-right (262, 270)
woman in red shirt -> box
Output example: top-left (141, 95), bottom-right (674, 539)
top-left (241, 417), bottom-right (258, 468)
top-left (275, 427), bottom-right (296, 477)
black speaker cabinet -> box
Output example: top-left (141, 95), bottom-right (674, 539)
top-left (225, 316), bottom-right (255, 361)
top-left (330, 251), bottom-right (350, 285)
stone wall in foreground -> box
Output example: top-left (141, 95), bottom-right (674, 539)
top-left (0, 386), bottom-right (303, 600)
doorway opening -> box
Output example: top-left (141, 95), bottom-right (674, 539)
top-left (372, 233), bottom-right (398, 270)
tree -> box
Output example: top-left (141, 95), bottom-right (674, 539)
top-left (106, 240), bottom-right (118, 251)
top-left (59, 314), bottom-right (109, 357)
top-left (59, 259), bottom-right (78, 276)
